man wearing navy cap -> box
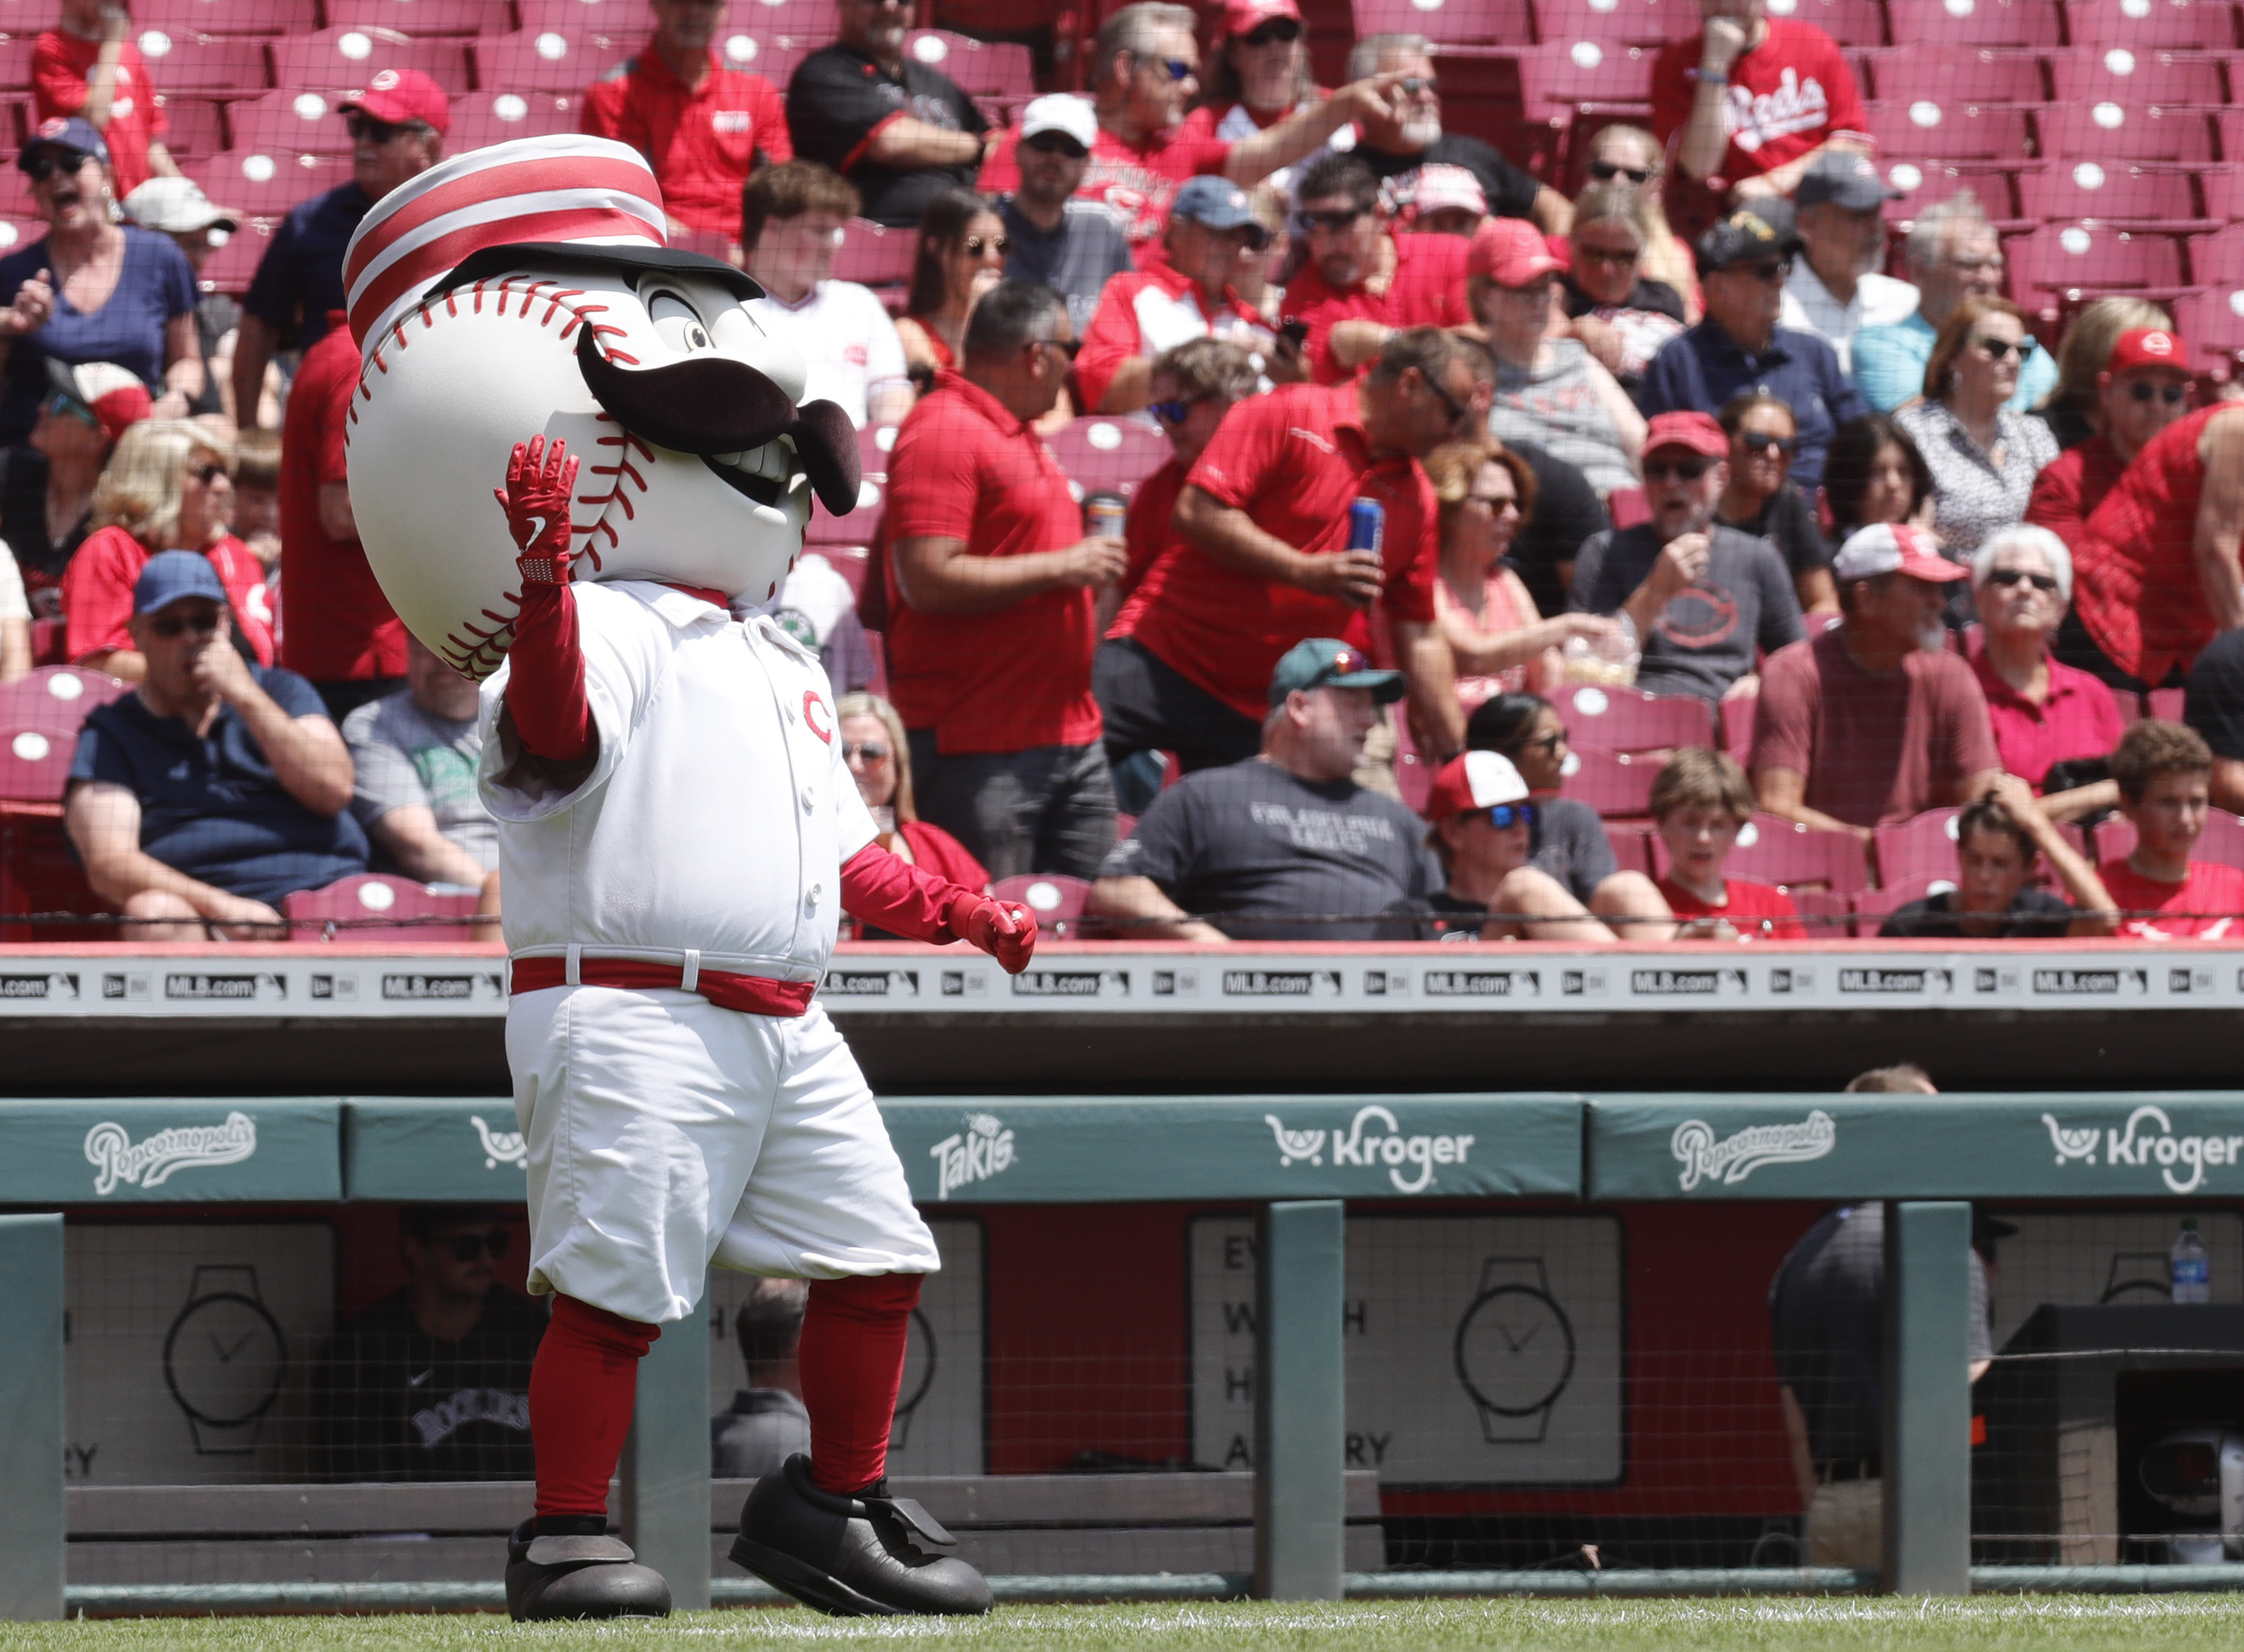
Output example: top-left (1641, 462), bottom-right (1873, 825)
top-left (65, 549), bottom-right (366, 939)
top-left (1781, 150), bottom-right (1917, 375)
top-left (1089, 637), bottom-right (1441, 940)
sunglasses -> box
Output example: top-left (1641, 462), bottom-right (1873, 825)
top-left (1737, 431), bottom-right (1797, 456)
top-left (1139, 54), bottom-right (1194, 80)
top-left (1466, 491), bottom-right (1520, 512)
top-left (1240, 18), bottom-right (1302, 43)
top-left (1972, 335), bottom-right (2034, 362)
top-left (189, 461), bottom-right (228, 486)
top-left (435, 1229), bottom-right (512, 1262)
top-left (42, 391), bottom-right (98, 428)
top-left (1399, 75), bottom-right (1437, 97)
top-left (1149, 394), bottom-right (1211, 425)
top-left (1300, 206), bottom-right (1367, 233)
top-left (1309, 647), bottom-right (1378, 687)
top-left (1482, 802), bottom-right (1538, 831)
top-left (1036, 335), bottom-right (1083, 359)
top-left (146, 610), bottom-right (221, 639)
top-left (24, 149), bottom-right (94, 183)
top-left (1588, 159), bottom-right (1653, 184)
top-left (1985, 567), bottom-right (2058, 592)
top-left (1644, 456), bottom-right (1714, 482)
top-left (1020, 133), bottom-right (1090, 161)
top-left (345, 113), bottom-right (414, 145)
top-left (1522, 727), bottom-right (1568, 754)
top-left (1574, 243), bottom-right (1642, 266)
top-left (1415, 366), bottom-right (1473, 431)
top-left (2127, 378), bottom-right (2188, 405)
top-left (842, 741), bottom-right (891, 762)
top-left (962, 234), bottom-right (1010, 258)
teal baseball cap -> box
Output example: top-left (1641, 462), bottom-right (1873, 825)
top-left (1268, 638), bottom-right (1406, 710)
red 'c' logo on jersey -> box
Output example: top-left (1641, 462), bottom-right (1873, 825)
top-left (803, 692), bottom-right (832, 743)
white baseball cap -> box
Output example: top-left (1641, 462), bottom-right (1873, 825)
top-left (1831, 522), bottom-right (1970, 584)
top-left (1020, 94), bottom-right (1098, 154)
top-left (122, 175), bottom-right (237, 235)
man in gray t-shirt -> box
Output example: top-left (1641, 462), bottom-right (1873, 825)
top-left (342, 634), bottom-right (497, 884)
top-left (996, 98), bottom-right (1135, 336)
top-left (1569, 411), bottom-right (1804, 702)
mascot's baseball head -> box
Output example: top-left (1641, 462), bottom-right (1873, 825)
top-left (341, 134), bottom-right (858, 678)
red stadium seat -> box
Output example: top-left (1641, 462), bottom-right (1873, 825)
top-left (1651, 810), bottom-right (1873, 892)
top-left (448, 88), bottom-right (582, 148)
top-left (1560, 744), bottom-right (1657, 817)
top-left (1045, 417), bottom-right (1171, 500)
top-left (325, 0), bottom-right (517, 36)
top-left (2065, 0), bottom-right (2238, 48)
top-left (227, 90), bottom-right (355, 156)
top-left (151, 95), bottom-right (227, 158)
top-left (1353, 0), bottom-right (1535, 45)
top-left (1864, 98), bottom-right (2035, 161)
top-left (1719, 690), bottom-right (1755, 752)
top-left (2049, 43), bottom-right (2231, 103)
top-left (1871, 806), bottom-right (1965, 886)
top-left (830, 218), bottom-right (916, 288)
top-left (134, 0), bottom-right (318, 34)
top-left (477, 29), bottom-right (638, 94)
top-left (1533, 0), bottom-right (1698, 47)
top-left (2042, 97), bottom-right (2219, 160)
top-left (903, 30), bottom-right (1032, 96)
top-left (2016, 158), bottom-right (2206, 225)
top-left (133, 33), bottom-right (271, 92)
top-left (281, 874), bottom-right (482, 939)
top-left (715, 0), bottom-right (838, 39)
top-left (269, 31), bottom-right (474, 96)
top-left (1547, 681), bottom-right (1716, 752)
top-left (2148, 685), bottom-right (2186, 719)
top-left (1768, 0), bottom-right (1890, 45)
top-left (0, 667), bottom-right (128, 804)
top-left (197, 218), bottom-right (269, 294)
top-left (1513, 40), bottom-right (1663, 121)
top-left (2094, 808), bottom-right (2244, 872)
top-left (2002, 222), bottom-right (2191, 306)
top-left (1880, 158), bottom-right (2024, 221)
top-left (1850, 871), bottom-right (1959, 927)
top-left (1864, 45), bottom-right (2048, 103)
top-left (1609, 823), bottom-right (1655, 874)
top-left (516, 0), bottom-right (656, 31)
top-left (0, 38), bottom-right (38, 91)
top-left (2171, 288), bottom-right (2244, 357)
top-left (1885, 0), bottom-right (2065, 47)
top-left (195, 151), bottom-right (356, 219)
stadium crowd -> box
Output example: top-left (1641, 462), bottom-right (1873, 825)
top-left (6, 0), bottom-right (2244, 944)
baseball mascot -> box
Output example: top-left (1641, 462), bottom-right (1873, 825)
top-left (341, 135), bottom-right (1034, 1621)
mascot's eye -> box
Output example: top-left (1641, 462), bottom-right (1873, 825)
top-left (647, 291), bottom-right (714, 352)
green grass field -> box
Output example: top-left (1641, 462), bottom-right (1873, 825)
top-left (8, 1598), bottom-right (2244, 1652)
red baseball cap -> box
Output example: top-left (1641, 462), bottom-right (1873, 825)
top-left (1642, 410), bottom-right (1728, 461)
top-left (46, 359), bottom-right (150, 445)
top-left (1425, 750), bottom-right (1532, 821)
top-left (1831, 522), bottom-right (1969, 584)
top-left (1467, 216), bottom-right (1563, 287)
top-left (2108, 326), bottom-right (2190, 375)
top-left (341, 68), bottom-right (452, 139)
top-left (1220, 0), bottom-right (1300, 37)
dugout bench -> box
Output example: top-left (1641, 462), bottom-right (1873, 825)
top-left (5, 1092), bottom-right (2244, 1616)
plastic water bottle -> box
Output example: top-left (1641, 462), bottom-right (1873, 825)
top-left (2171, 1219), bottom-right (2211, 1303)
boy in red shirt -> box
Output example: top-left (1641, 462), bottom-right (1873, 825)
top-left (2100, 719), bottom-right (2244, 940)
top-left (35, 0), bottom-right (175, 198)
top-left (1651, 746), bottom-right (1807, 939)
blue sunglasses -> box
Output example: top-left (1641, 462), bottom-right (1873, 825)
top-left (1485, 803), bottom-right (1538, 831)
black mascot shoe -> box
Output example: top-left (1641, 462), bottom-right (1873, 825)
top-left (730, 1454), bottom-right (993, 1616)
top-left (504, 1518), bottom-right (674, 1621)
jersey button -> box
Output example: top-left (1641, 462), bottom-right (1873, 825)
top-left (801, 785), bottom-right (817, 812)
top-left (805, 883), bottom-right (822, 911)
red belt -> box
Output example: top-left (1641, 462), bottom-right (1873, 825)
top-left (510, 955), bottom-right (815, 1018)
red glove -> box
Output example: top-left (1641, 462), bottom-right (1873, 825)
top-left (950, 893), bottom-right (1037, 974)
top-left (496, 434), bottom-right (579, 586)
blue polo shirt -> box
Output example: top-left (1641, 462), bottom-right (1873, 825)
top-left (243, 181), bottom-right (376, 355)
top-left (1637, 321), bottom-right (1869, 493)
top-left (70, 665), bottom-right (369, 904)
top-left (1852, 308), bottom-right (2058, 416)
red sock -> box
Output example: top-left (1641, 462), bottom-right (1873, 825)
top-left (798, 1274), bottom-right (923, 1495)
top-left (530, 1294), bottom-right (661, 1519)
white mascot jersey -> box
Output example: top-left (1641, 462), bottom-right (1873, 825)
top-left (341, 135), bottom-right (846, 678)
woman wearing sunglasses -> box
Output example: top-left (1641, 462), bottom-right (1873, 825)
top-left (0, 120), bottom-right (200, 448)
top-left (1966, 525), bottom-right (2124, 821)
top-left (1893, 295), bottom-right (2059, 570)
top-left (2026, 325), bottom-right (2196, 556)
top-left (1180, 0), bottom-right (1319, 179)
top-left (1715, 391), bottom-right (1836, 615)
top-left (1561, 181), bottom-right (1686, 397)
top-left (59, 418), bottom-right (268, 679)
top-left (2033, 295), bottom-right (2171, 454)
top-left (1423, 750), bottom-right (1620, 941)
top-left (894, 190), bottom-right (1013, 397)
top-left (1581, 125), bottom-right (1698, 320)
top-left (833, 692), bottom-right (990, 941)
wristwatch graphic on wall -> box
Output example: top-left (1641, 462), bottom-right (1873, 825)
top-left (1452, 1256), bottom-right (1578, 1447)
top-left (163, 1263), bottom-right (288, 1455)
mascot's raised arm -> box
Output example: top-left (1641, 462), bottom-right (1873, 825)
top-left (343, 135), bottom-right (1034, 1622)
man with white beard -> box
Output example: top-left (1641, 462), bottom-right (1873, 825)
top-left (1779, 151), bottom-right (1917, 375)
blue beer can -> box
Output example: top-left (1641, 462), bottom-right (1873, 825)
top-left (1348, 497), bottom-right (1384, 557)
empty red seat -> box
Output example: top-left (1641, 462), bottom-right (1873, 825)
top-left (903, 30), bottom-right (1032, 96)
top-left (134, 0), bottom-right (318, 34)
top-left (1768, 0), bottom-right (1889, 45)
top-left (1046, 417), bottom-right (1171, 500)
top-left (132, 33), bottom-right (270, 92)
top-left (2003, 221), bottom-right (2190, 303)
top-left (1533, 0), bottom-right (1697, 47)
top-left (1881, 158), bottom-right (2023, 220)
top-left (830, 217), bottom-right (916, 288)
top-left (1561, 744), bottom-right (1657, 817)
top-left (0, 38), bottom-right (38, 91)
top-left (197, 219), bottom-right (269, 293)
top-left (1512, 40), bottom-right (1663, 120)
top-left (195, 151), bottom-right (355, 219)
top-left (325, 0), bottom-right (517, 36)
top-left (2017, 158), bottom-right (2205, 224)
top-left (516, 0), bottom-right (654, 31)
top-left (2042, 97), bottom-right (2218, 160)
top-left (2065, 0), bottom-right (2238, 48)
top-left (0, 667), bottom-right (128, 804)
top-left (154, 94), bottom-right (226, 158)
top-left (281, 873), bottom-right (482, 939)
top-left (1885, 0), bottom-right (2065, 47)
top-left (1865, 98), bottom-right (2035, 160)
top-left (2049, 43), bottom-right (2231, 103)
top-left (1547, 681), bottom-right (1716, 752)
top-left (269, 30), bottom-right (473, 96)
top-left (1651, 810), bottom-right (1872, 892)
top-left (1871, 806), bottom-right (1966, 886)
top-left (448, 87), bottom-right (581, 149)
top-left (227, 89), bottom-right (355, 156)
top-left (1866, 45), bottom-right (2048, 103)
top-left (2171, 287), bottom-right (2244, 357)
top-left (1353, 0), bottom-right (1534, 45)
top-left (477, 29), bottom-right (634, 94)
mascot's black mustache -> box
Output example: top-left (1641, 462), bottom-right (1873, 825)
top-left (576, 328), bottom-right (861, 517)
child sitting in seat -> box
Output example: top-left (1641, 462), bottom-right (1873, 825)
top-left (1651, 747), bottom-right (1808, 940)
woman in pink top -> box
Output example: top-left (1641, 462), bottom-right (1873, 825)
top-left (1422, 436), bottom-right (1618, 714)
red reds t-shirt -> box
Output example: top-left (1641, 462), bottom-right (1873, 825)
top-left (2023, 430), bottom-right (2127, 558)
top-left (1129, 382), bottom-right (1437, 719)
top-left (1656, 874), bottom-right (1806, 938)
top-left (64, 526), bottom-right (273, 665)
top-left (979, 123), bottom-right (1230, 251)
top-left (581, 48), bottom-right (790, 239)
top-left (1279, 233), bottom-right (1473, 386)
top-left (1651, 20), bottom-right (1868, 237)
top-left (34, 31), bottom-right (168, 198)
top-left (1076, 262), bottom-right (1272, 412)
top-left (281, 317), bottom-right (406, 682)
top-left (882, 372), bottom-right (1101, 753)
top-left (2072, 405), bottom-right (2228, 688)
top-left (2098, 857), bottom-right (2244, 940)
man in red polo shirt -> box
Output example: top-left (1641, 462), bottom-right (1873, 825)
top-left (279, 311), bottom-right (406, 721)
top-left (1152, 326), bottom-right (1490, 766)
top-left (976, 2), bottom-right (1397, 255)
top-left (1650, 0), bottom-right (1872, 241)
top-left (581, 0), bottom-right (791, 243)
top-left (35, 0), bottom-right (177, 198)
top-left (883, 283), bottom-right (1129, 879)
top-left (1279, 153), bottom-right (1471, 386)
top-left (2027, 326), bottom-right (2197, 555)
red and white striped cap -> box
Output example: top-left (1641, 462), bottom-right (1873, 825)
top-left (343, 134), bottom-right (667, 355)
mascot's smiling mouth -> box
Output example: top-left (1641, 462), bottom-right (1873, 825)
top-left (574, 329), bottom-right (860, 517)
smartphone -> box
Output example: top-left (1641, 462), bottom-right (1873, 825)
top-left (1278, 318), bottom-right (1309, 351)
